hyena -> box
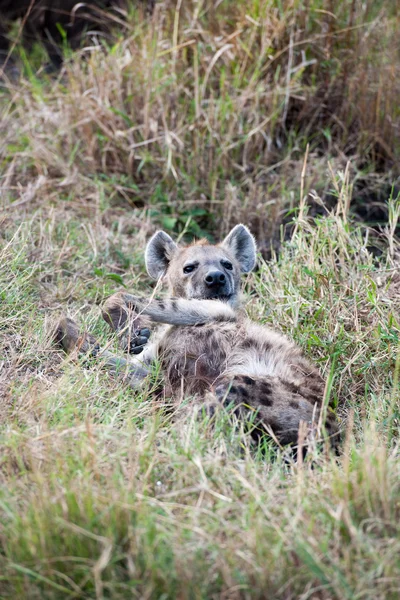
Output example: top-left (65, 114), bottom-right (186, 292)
top-left (56, 225), bottom-right (339, 448)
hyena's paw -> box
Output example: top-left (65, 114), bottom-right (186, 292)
top-left (54, 317), bottom-right (100, 356)
top-left (102, 292), bottom-right (151, 354)
top-left (123, 326), bottom-right (151, 355)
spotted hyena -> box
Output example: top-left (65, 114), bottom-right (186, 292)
top-left (56, 225), bottom-right (339, 448)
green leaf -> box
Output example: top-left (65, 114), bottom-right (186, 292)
top-left (161, 217), bottom-right (177, 230)
top-left (106, 273), bottom-right (125, 286)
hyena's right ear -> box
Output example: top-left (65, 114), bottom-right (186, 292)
top-left (145, 231), bottom-right (178, 279)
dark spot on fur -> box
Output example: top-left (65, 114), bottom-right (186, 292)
top-left (235, 385), bottom-right (249, 398)
top-left (287, 378), bottom-right (322, 404)
top-left (282, 380), bottom-right (299, 395)
top-left (303, 392), bottom-right (322, 405)
top-left (158, 301), bottom-right (165, 310)
top-left (242, 376), bottom-right (255, 385)
top-left (289, 400), bottom-right (299, 409)
top-left (260, 396), bottom-right (273, 407)
top-left (171, 299), bottom-right (178, 311)
top-left (241, 339), bottom-right (254, 349)
top-left (229, 385), bottom-right (238, 395)
top-left (260, 382), bottom-right (272, 395)
top-left (263, 342), bottom-right (272, 352)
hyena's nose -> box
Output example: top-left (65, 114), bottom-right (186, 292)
top-left (205, 270), bottom-right (226, 288)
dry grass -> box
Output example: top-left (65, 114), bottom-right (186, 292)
top-left (1, 1), bottom-right (400, 598)
top-left (1, 0), bottom-right (399, 243)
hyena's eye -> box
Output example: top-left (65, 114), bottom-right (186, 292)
top-left (183, 264), bottom-right (196, 274)
top-left (221, 260), bottom-right (233, 270)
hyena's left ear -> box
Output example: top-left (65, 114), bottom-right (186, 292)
top-left (145, 231), bottom-right (178, 279)
top-left (221, 224), bottom-right (257, 273)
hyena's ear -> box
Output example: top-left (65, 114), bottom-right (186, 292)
top-left (145, 231), bottom-right (178, 279)
top-left (221, 224), bottom-right (257, 273)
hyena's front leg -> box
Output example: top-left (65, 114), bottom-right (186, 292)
top-left (54, 317), bottom-right (151, 388)
top-left (118, 294), bottom-right (237, 326)
top-left (102, 291), bottom-right (151, 354)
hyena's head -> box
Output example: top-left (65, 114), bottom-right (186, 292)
top-left (145, 225), bottom-right (256, 305)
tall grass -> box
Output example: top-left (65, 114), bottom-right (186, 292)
top-left (1, 0), bottom-right (399, 241)
top-left (0, 1), bottom-right (400, 598)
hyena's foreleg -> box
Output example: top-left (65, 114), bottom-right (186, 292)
top-left (118, 294), bottom-right (237, 326)
top-left (102, 291), bottom-right (151, 354)
top-left (54, 317), bottom-right (151, 389)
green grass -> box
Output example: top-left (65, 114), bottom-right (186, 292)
top-left (1, 189), bottom-right (399, 599)
top-left (0, 0), bottom-right (400, 597)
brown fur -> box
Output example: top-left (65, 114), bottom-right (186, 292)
top-left (57, 225), bottom-right (340, 448)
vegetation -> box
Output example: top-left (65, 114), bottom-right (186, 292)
top-left (0, 1), bottom-right (399, 598)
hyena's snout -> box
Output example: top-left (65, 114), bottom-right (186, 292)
top-left (205, 270), bottom-right (226, 289)
top-left (198, 268), bottom-right (232, 300)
